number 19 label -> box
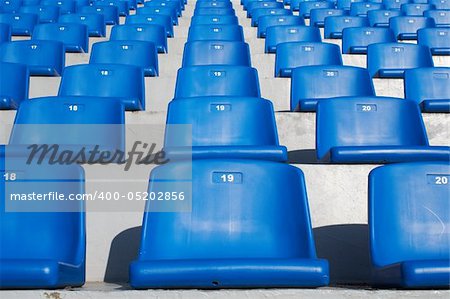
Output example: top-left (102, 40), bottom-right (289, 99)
top-left (212, 172), bottom-right (243, 184)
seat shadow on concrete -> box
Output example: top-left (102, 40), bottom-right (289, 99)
top-left (288, 149), bottom-right (321, 164)
top-left (104, 226), bottom-right (142, 284)
top-left (314, 224), bottom-right (375, 286)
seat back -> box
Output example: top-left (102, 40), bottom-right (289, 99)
top-left (32, 23), bottom-right (89, 53)
top-left (0, 13), bottom-right (38, 36)
top-left (257, 15), bottom-right (304, 37)
top-left (404, 67), bottom-right (450, 104)
top-left (40, 0), bottom-right (75, 14)
top-left (187, 25), bottom-right (244, 42)
top-left (389, 16), bottom-right (436, 39)
top-left (251, 8), bottom-right (292, 26)
top-left (174, 65), bottom-right (260, 98)
top-left (78, 5), bottom-right (119, 25)
top-left (424, 9), bottom-right (450, 27)
top-left (430, 0), bottom-right (450, 9)
top-left (194, 7), bottom-right (236, 15)
top-left (310, 8), bottom-right (347, 27)
top-left (137, 7), bottom-right (178, 25)
top-left (190, 15), bottom-right (239, 25)
top-left (110, 24), bottom-right (167, 53)
top-left (401, 3), bottom-right (436, 15)
top-left (265, 25), bottom-right (322, 53)
top-left (299, 1), bottom-right (334, 18)
top-left (324, 16), bottom-right (370, 38)
top-left (182, 41), bottom-right (251, 67)
top-left (383, 0), bottom-right (411, 9)
top-left (342, 27), bottom-right (396, 54)
top-left (350, 2), bottom-right (383, 17)
top-left (19, 5), bottom-right (60, 23)
top-left (125, 14), bottom-right (174, 37)
top-left (337, 0), bottom-right (366, 10)
top-left (369, 162), bottom-right (450, 267)
top-left (418, 27), bottom-right (450, 54)
top-left (0, 62), bottom-right (29, 109)
top-left (316, 97), bottom-right (429, 159)
top-left (367, 9), bottom-right (403, 27)
top-left (247, 1), bottom-right (284, 17)
top-left (59, 13), bottom-right (106, 37)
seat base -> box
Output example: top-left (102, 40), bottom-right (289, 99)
top-left (431, 48), bottom-right (450, 55)
top-left (349, 46), bottom-right (368, 54)
top-left (421, 99), bottom-right (450, 113)
top-left (329, 145), bottom-right (450, 163)
top-left (130, 258), bottom-right (329, 289)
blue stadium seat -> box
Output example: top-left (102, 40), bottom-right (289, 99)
top-left (19, 5), bottom-right (60, 23)
top-left (96, 0), bottom-right (129, 17)
top-left (367, 9), bottom-right (403, 27)
top-left (0, 146), bottom-right (86, 289)
top-left (400, 3), bottom-right (436, 15)
top-left (137, 6), bottom-right (178, 25)
top-left (337, 0), bottom-right (366, 10)
top-left (404, 67), bottom-right (450, 112)
top-left (78, 5), bottom-right (119, 25)
top-left (291, 65), bottom-right (375, 111)
top-left (367, 43), bottom-right (434, 77)
top-left (126, 14), bottom-right (174, 37)
top-left (90, 40), bottom-right (158, 76)
top-left (389, 16), bottom-right (436, 40)
top-left (430, 0), bottom-right (450, 9)
top-left (32, 23), bottom-right (89, 53)
top-left (58, 64), bottom-right (145, 111)
top-left (349, 2), bottom-right (383, 16)
top-left (0, 13), bottom-right (38, 36)
top-left (9, 96), bottom-right (125, 154)
top-left (383, 0), bottom-right (411, 9)
top-left (246, 1), bottom-right (284, 18)
top-left (59, 13), bottom-right (106, 37)
top-left (0, 0), bottom-right (21, 13)
top-left (190, 15), bottom-right (239, 25)
top-left (182, 41), bottom-right (251, 67)
top-left (187, 25), bottom-right (244, 42)
top-left (424, 9), bottom-right (450, 27)
top-left (40, 0), bottom-right (75, 14)
top-left (310, 8), bottom-right (347, 27)
top-left (299, 1), bottom-right (335, 19)
top-left (290, 0), bottom-right (306, 12)
top-left (196, 1), bottom-right (232, 8)
top-left (316, 97), bottom-right (450, 163)
top-left (144, 0), bottom-right (182, 17)
top-left (251, 8), bottom-right (292, 27)
top-left (194, 7), bottom-right (236, 16)
top-left (165, 97), bottom-right (287, 161)
top-left (342, 27), bottom-right (397, 54)
top-left (257, 15), bottom-right (304, 38)
top-left (418, 27), bottom-right (450, 55)
top-left (174, 65), bottom-right (260, 98)
top-left (0, 23), bottom-right (11, 42)
top-left (369, 162), bottom-right (450, 288)
top-left (129, 159), bottom-right (329, 288)
top-left (275, 42), bottom-right (343, 77)
top-left (0, 40), bottom-right (64, 76)
top-left (324, 16), bottom-right (369, 39)
top-left (0, 62), bottom-right (29, 109)
top-left (110, 24), bottom-right (167, 53)
top-left (265, 25), bottom-right (322, 53)
top-left (21, 0), bottom-right (43, 5)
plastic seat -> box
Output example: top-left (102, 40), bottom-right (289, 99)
top-left (257, 15), bottom-right (304, 38)
top-left (337, 0), bottom-right (366, 10)
top-left (247, 1), bottom-right (284, 18)
top-left (0, 40), bottom-right (64, 76)
top-left (389, 16), bottom-right (436, 40)
top-left (58, 64), bottom-right (145, 111)
top-left (290, 0), bottom-right (306, 12)
top-left (59, 13), bottom-right (106, 37)
top-left (0, 23), bottom-right (11, 42)
top-left (96, 0), bottom-right (129, 17)
top-left (40, 0), bottom-right (75, 14)
top-left (400, 3), bottom-right (435, 15)
top-left (0, 13), bottom-right (38, 36)
top-left (424, 9), bottom-right (450, 27)
top-left (350, 2), bottom-right (383, 16)
top-left (367, 9), bottom-right (403, 27)
top-left (187, 25), bottom-right (244, 42)
top-left (165, 97), bottom-right (287, 161)
top-left (90, 40), bottom-right (158, 76)
top-left (369, 162), bottom-right (450, 287)
top-left (110, 24), bottom-right (167, 53)
top-left (404, 67), bottom-right (450, 112)
top-left (0, 146), bottom-right (86, 289)
top-left (418, 27), bottom-right (450, 55)
top-left (32, 23), bottom-right (88, 53)
top-left (174, 65), bottom-right (260, 98)
top-left (265, 25), bottom-right (322, 53)
top-left (19, 5), bottom-right (60, 23)
top-left (383, 0), bottom-right (411, 9)
top-left (316, 97), bottom-right (450, 163)
top-left (190, 15), bottom-right (239, 25)
top-left (129, 159), bottom-right (329, 289)
top-left (342, 27), bottom-right (397, 54)
top-left (126, 14), bottom-right (174, 37)
top-left (144, 1), bottom-right (182, 17)
top-left (9, 96), bottom-right (125, 155)
top-left (0, 62), bottom-right (29, 109)
top-left (0, 0), bottom-right (21, 13)
top-left (194, 7), bottom-right (235, 16)
top-left (78, 5), bottom-right (119, 25)
top-left (291, 65), bottom-right (375, 111)
top-left (196, 1), bottom-right (232, 8)
top-left (367, 43), bottom-right (434, 78)
top-left (299, 1), bottom-right (335, 19)
top-left (430, 0), bottom-right (450, 9)
top-left (251, 8), bottom-right (292, 27)
top-left (324, 16), bottom-right (369, 39)
top-left (275, 42), bottom-right (343, 77)
top-left (310, 8), bottom-right (347, 27)
top-left (137, 7), bottom-right (178, 25)
top-left (182, 41), bottom-right (251, 67)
